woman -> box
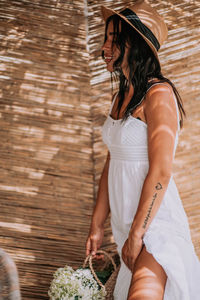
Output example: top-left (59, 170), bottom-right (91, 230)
top-left (86, 1), bottom-right (200, 299)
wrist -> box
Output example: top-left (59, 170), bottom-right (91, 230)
top-left (129, 226), bottom-right (144, 240)
top-left (91, 207), bottom-right (108, 229)
top-left (91, 219), bottom-right (104, 230)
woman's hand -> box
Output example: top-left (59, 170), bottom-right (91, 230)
top-left (85, 226), bottom-right (104, 257)
top-left (122, 233), bottom-right (144, 271)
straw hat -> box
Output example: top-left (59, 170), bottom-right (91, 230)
top-left (101, 0), bottom-right (168, 64)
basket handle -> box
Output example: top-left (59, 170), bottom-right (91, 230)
top-left (83, 250), bottom-right (117, 289)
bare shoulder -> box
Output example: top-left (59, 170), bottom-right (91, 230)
top-left (144, 82), bottom-right (176, 116)
top-left (145, 82), bottom-right (174, 102)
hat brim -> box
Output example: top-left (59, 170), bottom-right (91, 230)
top-left (101, 5), bottom-right (160, 65)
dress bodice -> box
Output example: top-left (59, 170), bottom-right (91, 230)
top-left (102, 115), bottom-right (149, 161)
top-left (102, 83), bottom-right (180, 162)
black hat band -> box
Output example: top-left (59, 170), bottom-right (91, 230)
top-left (120, 8), bottom-right (160, 51)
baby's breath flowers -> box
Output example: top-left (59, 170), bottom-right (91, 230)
top-left (48, 265), bottom-right (106, 300)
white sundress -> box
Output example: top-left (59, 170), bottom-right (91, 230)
top-left (102, 83), bottom-right (200, 300)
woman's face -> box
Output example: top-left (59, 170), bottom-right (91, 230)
top-left (102, 19), bottom-right (130, 77)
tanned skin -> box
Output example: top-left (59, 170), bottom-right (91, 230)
top-left (86, 20), bottom-right (179, 299)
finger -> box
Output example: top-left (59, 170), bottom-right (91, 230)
top-left (91, 237), bottom-right (98, 256)
top-left (122, 251), bottom-right (132, 270)
top-left (127, 259), bottom-right (133, 271)
top-left (127, 257), bottom-right (135, 272)
top-left (86, 238), bottom-right (91, 256)
top-left (122, 246), bottom-right (128, 262)
top-left (122, 252), bottom-right (128, 268)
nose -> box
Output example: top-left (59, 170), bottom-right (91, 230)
top-left (101, 39), bottom-right (111, 52)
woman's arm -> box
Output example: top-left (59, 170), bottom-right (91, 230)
top-left (86, 151), bottom-right (110, 256)
top-left (122, 84), bottom-right (178, 270)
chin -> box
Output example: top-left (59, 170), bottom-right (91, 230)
top-left (106, 64), bottom-right (114, 73)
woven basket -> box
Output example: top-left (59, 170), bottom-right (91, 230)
top-left (83, 250), bottom-right (120, 300)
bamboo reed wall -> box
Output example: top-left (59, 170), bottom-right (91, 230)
top-left (0, 0), bottom-right (199, 299)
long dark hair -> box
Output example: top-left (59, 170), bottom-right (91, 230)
top-left (102, 14), bottom-right (185, 127)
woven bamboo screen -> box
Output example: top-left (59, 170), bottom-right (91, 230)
top-left (0, 0), bottom-right (199, 299)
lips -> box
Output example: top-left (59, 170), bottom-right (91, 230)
top-left (104, 56), bottom-right (113, 63)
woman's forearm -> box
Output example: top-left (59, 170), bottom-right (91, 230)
top-left (130, 169), bottom-right (171, 239)
top-left (91, 152), bottom-right (110, 229)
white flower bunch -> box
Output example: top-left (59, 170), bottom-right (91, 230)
top-left (48, 265), bottom-right (106, 300)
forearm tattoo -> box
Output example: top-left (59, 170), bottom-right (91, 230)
top-left (142, 182), bottom-right (163, 229)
